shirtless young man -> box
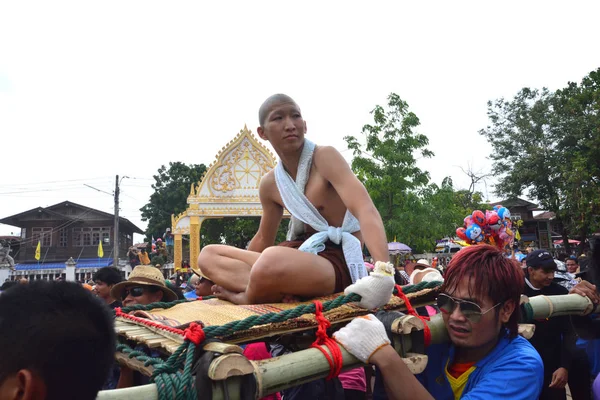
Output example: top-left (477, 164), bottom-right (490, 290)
top-left (197, 94), bottom-right (389, 304)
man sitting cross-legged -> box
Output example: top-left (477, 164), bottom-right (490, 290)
top-left (197, 94), bottom-right (390, 304)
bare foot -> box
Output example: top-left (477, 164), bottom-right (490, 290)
top-left (211, 285), bottom-right (249, 305)
top-left (281, 294), bottom-right (302, 303)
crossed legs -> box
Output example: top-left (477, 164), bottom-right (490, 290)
top-left (197, 244), bottom-right (336, 304)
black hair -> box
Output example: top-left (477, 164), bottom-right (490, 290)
top-left (258, 94), bottom-right (298, 127)
top-left (0, 281), bottom-right (18, 291)
top-left (0, 281), bottom-right (115, 400)
top-left (92, 266), bottom-right (123, 286)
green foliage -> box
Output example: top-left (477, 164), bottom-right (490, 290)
top-left (150, 254), bottom-right (166, 267)
top-left (345, 93), bottom-right (477, 253)
top-left (480, 68), bottom-right (600, 251)
top-left (201, 217), bottom-right (288, 248)
top-left (140, 162), bottom-right (207, 241)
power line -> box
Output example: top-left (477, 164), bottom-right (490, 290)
top-left (0, 176), bottom-right (112, 187)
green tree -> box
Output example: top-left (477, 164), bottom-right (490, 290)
top-left (480, 68), bottom-right (600, 253)
top-left (140, 162), bottom-right (207, 240)
top-left (344, 93), bottom-right (436, 252)
top-left (202, 218), bottom-right (288, 249)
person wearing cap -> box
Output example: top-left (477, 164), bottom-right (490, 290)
top-left (524, 249), bottom-right (576, 400)
top-left (334, 244), bottom-right (543, 400)
top-left (110, 265), bottom-right (177, 308)
top-left (111, 266), bottom-right (178, 389)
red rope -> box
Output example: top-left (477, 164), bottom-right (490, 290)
top-left (310, 301), bottom-right (343, 380)
top-left (394, 285), bottom-right (431, 347)
top-left (115, 307), bottom-right (186, 336)
top-left (184, 322), bottom-right (205, 345)
top-left (115, 308), bottom-right (206, 346)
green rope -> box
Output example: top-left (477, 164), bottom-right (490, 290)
top-left (116, 279), bottom-right (442, 400)
top-left (120, 296), bottom-right (216, 314)
top-left (521, 302), bottom-right (534, 323)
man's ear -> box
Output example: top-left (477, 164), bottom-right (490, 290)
top-left (0, 370), bottom-right (47, 400)
top-left (499, 299), bottom-right (516, 324)
top-left (257, 126), bottom-right (267, 140)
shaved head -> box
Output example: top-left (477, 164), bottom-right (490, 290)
top-left (258, 94), bottom-right (298, 127)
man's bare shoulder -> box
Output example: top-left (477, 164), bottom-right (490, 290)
top-left (260, 169), bottom-right (276, 189)
top-left (259, 170), bottom-right (281, 204)
top-left (313, 145), bottom-right (352, 174)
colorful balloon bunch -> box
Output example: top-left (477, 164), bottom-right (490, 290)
top-left (456, 205), bottom-right (515, 249)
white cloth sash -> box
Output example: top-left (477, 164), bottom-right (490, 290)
top-left (274, 139), bottom-right (368, 283)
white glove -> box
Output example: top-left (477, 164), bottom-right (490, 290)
top-left (345, 261), bottom-right (395, 310)
top-left (333, 314), bottom-right (391, 363)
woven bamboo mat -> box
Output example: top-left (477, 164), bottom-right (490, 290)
top-left (115, 287), bottom-right (438, 354)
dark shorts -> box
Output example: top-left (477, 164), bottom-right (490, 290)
top-left (277, 236), bottom-right (352, 293)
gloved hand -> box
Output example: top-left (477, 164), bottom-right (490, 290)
top-left (333, 314), bottom-right (391, 364)
top-left (345, 261), bottom-right (395, 310)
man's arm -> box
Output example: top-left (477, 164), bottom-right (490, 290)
top-left (314, 146), bottom-right (389, 263)
top-left (370, 346), bottom-right (434, 400)
top-left (247, 171), bottom-right (284, 253)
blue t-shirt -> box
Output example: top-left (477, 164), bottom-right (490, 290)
top-left (417, 335), bottom-right (543, 399)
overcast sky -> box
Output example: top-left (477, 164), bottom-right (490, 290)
top-left (1, 1), bottom-right (599, 242)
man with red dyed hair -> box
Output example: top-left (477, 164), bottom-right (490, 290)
top-left (334, 244), bottom-right (544, 399)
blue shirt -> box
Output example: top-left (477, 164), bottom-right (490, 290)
top-left (417, 335), bottom-right (543, 399)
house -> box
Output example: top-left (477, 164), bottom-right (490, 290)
top-left (0, 201), bottom-right (143, 281)
top-left (490, 197), bottom-right (553, 249)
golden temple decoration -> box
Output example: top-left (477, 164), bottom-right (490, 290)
top-left (172, 126), bottom-right (289, 262)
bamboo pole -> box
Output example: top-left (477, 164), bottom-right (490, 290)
top-left (98, 294), bottom-right (600, 400)
top-left (524, 294), bottom-right (595, 319)
top-left (96, 384), bottom-right (158, 400)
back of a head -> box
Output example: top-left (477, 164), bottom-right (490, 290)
top-left (0, 281), bottom-right (115, 400)
top-left (258, 93), bottom-right (297, 127)
top-left (441, 244), bottom-right (524, 338)
top-left (93, 266), bottom-right (123, 285)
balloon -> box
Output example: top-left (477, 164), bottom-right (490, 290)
top-left (493, 205), bottom-right (502, 211)
top-left (498, 226), bottom-right (510, 241)
top-left (486, 211), bottom-right (502, 232)
top-left (456, 227), bottom-right (468, 241)
top-left (497, 207), bottom-right (511, 222)
top-left (464, 216), bottom-right (473, 227)
top-left (472, 210), bottom-right (486, 226)
top-left (466, 224), bottom-right (483, 241)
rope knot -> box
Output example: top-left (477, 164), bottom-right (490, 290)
top-left (311, 301), bottom-right (342, 380)
top-left (327, 226), bottom-right (343, 245)
top-left (184, 322), bottom-right (205, 345)
top-left (313, 301), bottom-right (331, 344)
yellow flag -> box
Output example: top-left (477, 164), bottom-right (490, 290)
top-left (393, 236), bottom-right (397, 242)
top-left (515, 230), bottom-right (521, 241)
top-left (98, 240), bottom-right (104, 258)
top-left (35, 240), bottom-right (41, 261)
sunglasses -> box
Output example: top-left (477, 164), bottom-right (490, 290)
top-left (437, 293), bottom-right (502, 323)
top-left (121, 286), bottom-right (146, 300)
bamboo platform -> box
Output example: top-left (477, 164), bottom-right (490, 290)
top-left (99, 292), bottom-right (599, 400)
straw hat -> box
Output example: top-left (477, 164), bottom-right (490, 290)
top-left (110, 265), bottom-right (177, 302)
top-left (409, 267), bottom-right (444, 285)
top-left (192, 265), bottom-right (209, 280)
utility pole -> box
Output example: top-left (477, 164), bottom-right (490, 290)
top-left (113, 175), bottom-right (120, 269)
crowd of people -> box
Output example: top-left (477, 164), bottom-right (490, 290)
top-left (1, 93), bottom-right (599, 400)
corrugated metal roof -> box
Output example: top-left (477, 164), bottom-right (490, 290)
top-left (15, 258), bottom-right (113, 271)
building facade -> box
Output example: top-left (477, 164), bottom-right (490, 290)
top-left (0, 201), bottom-right (143, 280)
